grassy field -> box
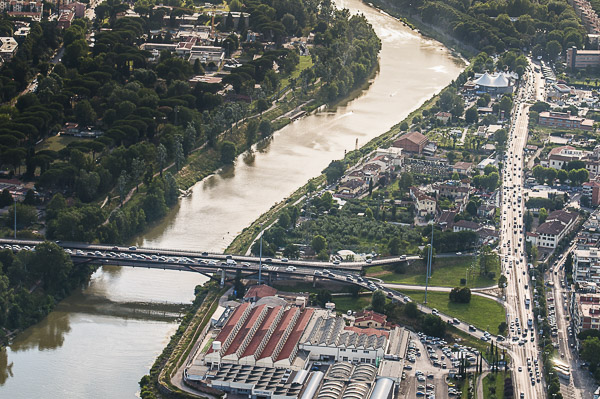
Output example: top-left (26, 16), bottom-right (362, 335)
top-left (366, 256), bottom-right (500, 288)
top-left (36, 135), bottom-right (89, 152)
top-left (402, 289), bottom-right (506, 334)
top-left (482, 372), bottom-right (507, 399)
top-left (281, 55), bottom-right (313, 88)
top-left (332, 294), bottom-right (372, 313)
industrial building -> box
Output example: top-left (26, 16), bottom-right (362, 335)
top-left (186, 301), bottom-right (408, 399)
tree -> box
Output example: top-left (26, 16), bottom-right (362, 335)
top-left (478, 245), bottom-right (495, 276)
top-left (498, 274), bottom-right (507, 289)
top-left (372, 290), bottom-right (386, 313)
top-left (404, 301), bottom-right (419, 318)
top-left (323, 160), bottom-right (345, 184)
top-left (465, 106), bottom-right (478, 124)
top-left (117, 170), bottom-right (128, 204)
top-left (131, 157), bottom-right (145, 192)
top-left (498, 322), bottom-right (508, 335)
top-left (23, 190), bottom-right (35, 206)
top-left (173, 136), bottom-right (184, 171)
top-left (546, 40), bottom-right (562, 61)
top-left (283, 243), bottom-right (299, 259)
top-left (494, 129), bottom-right (507, 147)
top-left (278, 212), bottom-right (291, 228)
top-left (449, 287), bottom-right (471, 303)
top-left (558, 169), bottom-right (568, 184)
top-left (0, 189), bottom-right (12, 207)
top-left (539, 207), bottom-right (548, 224)
top-left (7, 203), bottom-right (38, 229)
top-left (388, 236), bottom-right (400, 255)
top-left (220, 141), bottom-right (237, 164)
top-left (320, 191), bottom-right (333, 211)
top-left (422, 314), bottom-right (446, 338)
top-left (466, 201), bottom-right (478, 216)
top-left (420, 244), bottom-right (436, 266)
top-left (74, 100), bottom-right (96, 126)
top-left (399, 172), bottom-right (414, 190)
top-left (233, 271), bottom-right (245, 298)
top-left (581, 336), bottom-right (600, 366)
top-left (156, 143), bottom-right (167, 176)
top-left (312, 235), bottom-right (327, 253)
top-left (259, 119), bottom-right (272, 137)
top-left (316, 289), bottom-right (332, 307)
top-left (246, 119), bottom-right (258, 144)
top-left (524, 210), bottom-right (534, 232)
top-left (256, 98), bottom-right (269, 113)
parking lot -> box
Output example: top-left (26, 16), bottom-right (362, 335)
top-left (398, 332), bottom-right (484, 398)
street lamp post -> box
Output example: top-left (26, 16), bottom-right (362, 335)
top-left (258, 233), bottom-right (263, 285)
top-left (424, 222), bottom-right (434, 304)
top-left (13, 197), bottom-right (16, 239)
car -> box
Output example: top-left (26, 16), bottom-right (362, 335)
top-left (129, 246), bottom-right (137, 251)
top-left (366, 258), bottom-right (372, 264)
top-left (456, 252), bottom-right (462, 255)
top-left (518, 367), bottom-right (522, 372)
top-left (281, 258), bottom-right (289, 262)
top-left (403, 365), bottom-right (412, 370)
top-left (333, 260), bottom-right (340, 265)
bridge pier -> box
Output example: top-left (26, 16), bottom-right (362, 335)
top-left (312, 276), bottom-right (316, 288)
top-left (220, 269), bottom-right (225, 287)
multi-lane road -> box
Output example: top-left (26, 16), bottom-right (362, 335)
top-left (500, 61), bottom-right (547, 399)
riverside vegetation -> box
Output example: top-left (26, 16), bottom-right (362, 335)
top-left (0, 0), bottom-right (380, 340)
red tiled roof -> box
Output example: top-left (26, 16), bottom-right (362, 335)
top-left (208, 302), bottom-right (250, 354)
top-left (276, 308), bottom-right (314, 362)
top-left (354, 310), bottom-right (387, 325)
top-left (223, 305), bottom-right (266, 356)
top-left (244, 284), bottom-right (277, 300)
top-left (259, 308), bottom-right (298, 360)
top-left (241, 306), bottom-right (282, 358)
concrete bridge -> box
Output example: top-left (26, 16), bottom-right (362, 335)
top-left (0, 238), bottom-right (504, 344)
top-left (0, 238), bottom-right (417, 284)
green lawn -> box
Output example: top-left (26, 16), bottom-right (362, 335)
top-left (367, 256), bottom-right (500, 288)
top-left (36, 135), bottom-right (89, 152)
top-left (402, 289), bottom-right (506, 334)
top-left (281, 55), bottom-right (313, 88)
top-left (332, 294), bottom-right (372, 313)
top-left (482, 372), bottom-right (507, 399)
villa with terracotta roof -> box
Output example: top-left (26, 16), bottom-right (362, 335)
top-left (353, 310), bottom-right (389, 329)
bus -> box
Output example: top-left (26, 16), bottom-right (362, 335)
top-left (525, 297), bottom-right (530, 309)
top-left (554, 361), bottom-right (570, 381)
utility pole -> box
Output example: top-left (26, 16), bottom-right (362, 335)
top-left (13, 197), bottom-right (16, 239)
top-left (258, 233), bottom-right (263, 285)
top-left (424, 222), bottom-right (434, 304)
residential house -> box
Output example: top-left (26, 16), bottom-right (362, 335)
top-left (337, 179), bottom-right (366, 198)
top-left (436, 210), bottom-right (457, 231)
top-left (410, 187), bottom-right (437, 217)
top-left (542, 145), bottom-right (585, 169)
top-left (435, 112), bottom-right (451, 123)
top-left (452, 162), bottom-right (473, 175)
top-left (477, 204), bottom-right (496, 218)
top-left (353, 310), bottom-right (389, 329)
top-left (392, 131), bottom-right (429, 154)
top-left (527, 210), bottom-right (578, 248)
top-left (433, 182), bottom-right (470, 201)
top-left (57, 10), bottom-right (74, 29)
top-left (0, 37), bottom-right (17, 60)
top-left (453, 220), bottom-right (481, 233)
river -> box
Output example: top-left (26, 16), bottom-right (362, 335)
top-left (0, 1), bottom-right (463, 397)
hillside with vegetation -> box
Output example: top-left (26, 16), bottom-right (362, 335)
top-left (372, 0), bottom-right (586, 59)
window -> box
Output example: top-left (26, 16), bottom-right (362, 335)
top-left (360, 358), bottom-right (365, 362)
top-left (352, 349), bottom-right (358, 353)
top-left (340, 349), bottom-right (346, 352)
top-left (343, 357), bottom-right (348, 361)
top-left (363, 350), bottom-right (369, 354)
